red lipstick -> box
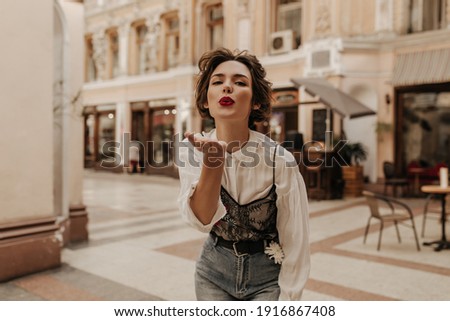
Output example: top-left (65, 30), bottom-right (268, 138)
top-left (219, 96), bottom-right (235, 106)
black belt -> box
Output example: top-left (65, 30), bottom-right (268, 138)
top-left (210, 233), bottom-right (268, 256)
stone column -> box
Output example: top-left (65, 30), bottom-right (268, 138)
top-left (144, 14), bottom-right (161, 73)
top-left (116, 101), bottom-right (129, 168)
top-left (237, 0), bottom-right (252, 51)
top-left (61, 0), bottom-right (89, 244)
top-left (92, 30), bottom-right (106, 81)
top-left (375, 0), bottom-right (394, 34)
top-left (0, 0), bottom-right (59, 281)
top-left (447, 0), bottom-right (450, 28)
top-left (178, 1), bottom-right (190, 65)
top-left (118, 21), bottom-right (130, 77)
top-left (393, 0), bottom-right (409, 34)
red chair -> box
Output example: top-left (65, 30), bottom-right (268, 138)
top-left (407, 161), bottom-right (447, 185)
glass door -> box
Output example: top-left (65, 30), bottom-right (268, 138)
top-left (400, 90), bottom-right (450, 171)
top-left (98, 112), bottom-right (116, 163)
top-left (84, 113), bottom-right (96, 167)
top-left (270, 107), bottom-right (298, 144)
top-left (131, 110), bottom-right (146, 169)
top-left (151, 107), bottom-right (176, 167)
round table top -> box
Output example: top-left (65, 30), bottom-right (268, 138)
top-left (409, 168), bottom-right (426, 174)
top-left (421, 185), bottom-right (450, 194)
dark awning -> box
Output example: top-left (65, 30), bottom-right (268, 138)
top-left (290, 77), bottom-right (376, 119)
top-left (392, 48), bottom-right (450, 87)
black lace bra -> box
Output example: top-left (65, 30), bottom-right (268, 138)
top-left (211, 145), bottom-right (278, 242)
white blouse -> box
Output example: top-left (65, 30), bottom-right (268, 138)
top-left (177, 129), bottom-right (310, 300)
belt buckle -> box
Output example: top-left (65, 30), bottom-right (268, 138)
top-left (232, 241), bottom-right (246, 257)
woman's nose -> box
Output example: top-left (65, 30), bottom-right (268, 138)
top-left (222, 83), bottom-right (232, 93)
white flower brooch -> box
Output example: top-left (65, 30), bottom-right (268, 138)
top-left (264, 241), bottom-right (284, 264)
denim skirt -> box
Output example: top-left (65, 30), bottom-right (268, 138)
top-left (195, 234), bottom-right (281, 301)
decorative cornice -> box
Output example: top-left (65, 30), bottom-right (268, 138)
top-left (83, 65), bottom-right (198, 91)
top-left (85, 0), bottom-right (134, 19)
top-left (164, 0), bottom-right (180, 11)
top-left (260, 49), bottom-right (306, 67)
top-left (342, 29), bottom-right (450, 52)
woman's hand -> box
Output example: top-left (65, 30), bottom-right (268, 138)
top-left (185, 131), bottom-right (227, 168)
top-left (184, 131), bottom-right (227, 225)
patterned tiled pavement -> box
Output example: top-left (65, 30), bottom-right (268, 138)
top-left (1, 170), bottom-right (450, 301)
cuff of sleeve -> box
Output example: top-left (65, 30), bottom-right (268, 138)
top-left (279, 290), bottom-right (303, 301)
top-left (185, 181), bottom-right (226, 233)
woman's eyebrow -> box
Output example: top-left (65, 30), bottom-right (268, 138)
top-left (211, 73), bottom-right (249, 79)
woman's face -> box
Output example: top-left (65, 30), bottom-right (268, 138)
top-left (205, 60), bottom-right (256, 125)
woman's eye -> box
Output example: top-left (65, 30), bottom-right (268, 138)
top-left (212, 81), bottom-right (222, 85)
top-left (236, 81), bottom-right (247, 86)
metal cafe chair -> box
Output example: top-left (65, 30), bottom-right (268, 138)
top-left (383, 161), bottom-right (409, 197)
top-left (362, 191), bottom-right (421, 251)
top-left (422, 194), bottom-right (450, 237)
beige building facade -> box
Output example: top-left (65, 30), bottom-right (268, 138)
top-left (83, 0), bottom-right (450, 183)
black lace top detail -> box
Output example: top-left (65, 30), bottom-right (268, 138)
top-left (211, 146), bottom-right (278, 242)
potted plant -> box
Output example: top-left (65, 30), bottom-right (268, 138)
top-left (340, 142), bottom-right (368, 197)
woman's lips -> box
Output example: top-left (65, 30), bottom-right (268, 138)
top-left (219, 97), bottom-right (235, 106)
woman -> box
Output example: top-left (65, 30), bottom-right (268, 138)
top-left (177, 48), bottom-right (310, 300)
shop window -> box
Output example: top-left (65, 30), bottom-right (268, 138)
top-left (83, 107), bottom-right (117, 168)
top-left (131, 110), bottom-right (146, 142)
top-left (408, 0), bottom-right (446, 33)
top-left (98, 112), bottom-right (116, 162)
top-left (269, 89), bottom-right (299, 143)
top-left (131, 109), bottom-right (147, 169)
top-left (312, 109), bottom-right (333, 142)
top-left (107, 28), bottom-right (120, 78)
top-left (84, 113), bottom-right (96, 167)
top-left (270, 108), bottom-right (299, 144)
top-left (151, 107), bottom-right (176, 167)
top-left (206, 3), bottom-right (224, 51)
top-left (135, 23), bottom-right (148, 74)
top-left (274, 0), bottom-right (302, 48)
top-left (85, 35), bottom-right (96, 82)
top-left (163, 13), bottom-right (180, 70)
top-left (400, 90), bottom-right (450, 170)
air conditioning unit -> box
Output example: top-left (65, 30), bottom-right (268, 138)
top-left (269, 30), bottom-right (295, 55)
top-left (311, 50), bottom-right (331, 69)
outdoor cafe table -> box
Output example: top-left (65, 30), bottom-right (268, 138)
top-left (421, 185), bottom-right (450, 251)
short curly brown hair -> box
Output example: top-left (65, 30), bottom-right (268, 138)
top-left (195, 48), bottom-right (273, 128)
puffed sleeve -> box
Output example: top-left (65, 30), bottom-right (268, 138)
top-left (275, 152), bottom-right (310, 300)
top-left (176, 138), bottom-right (227, 233)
